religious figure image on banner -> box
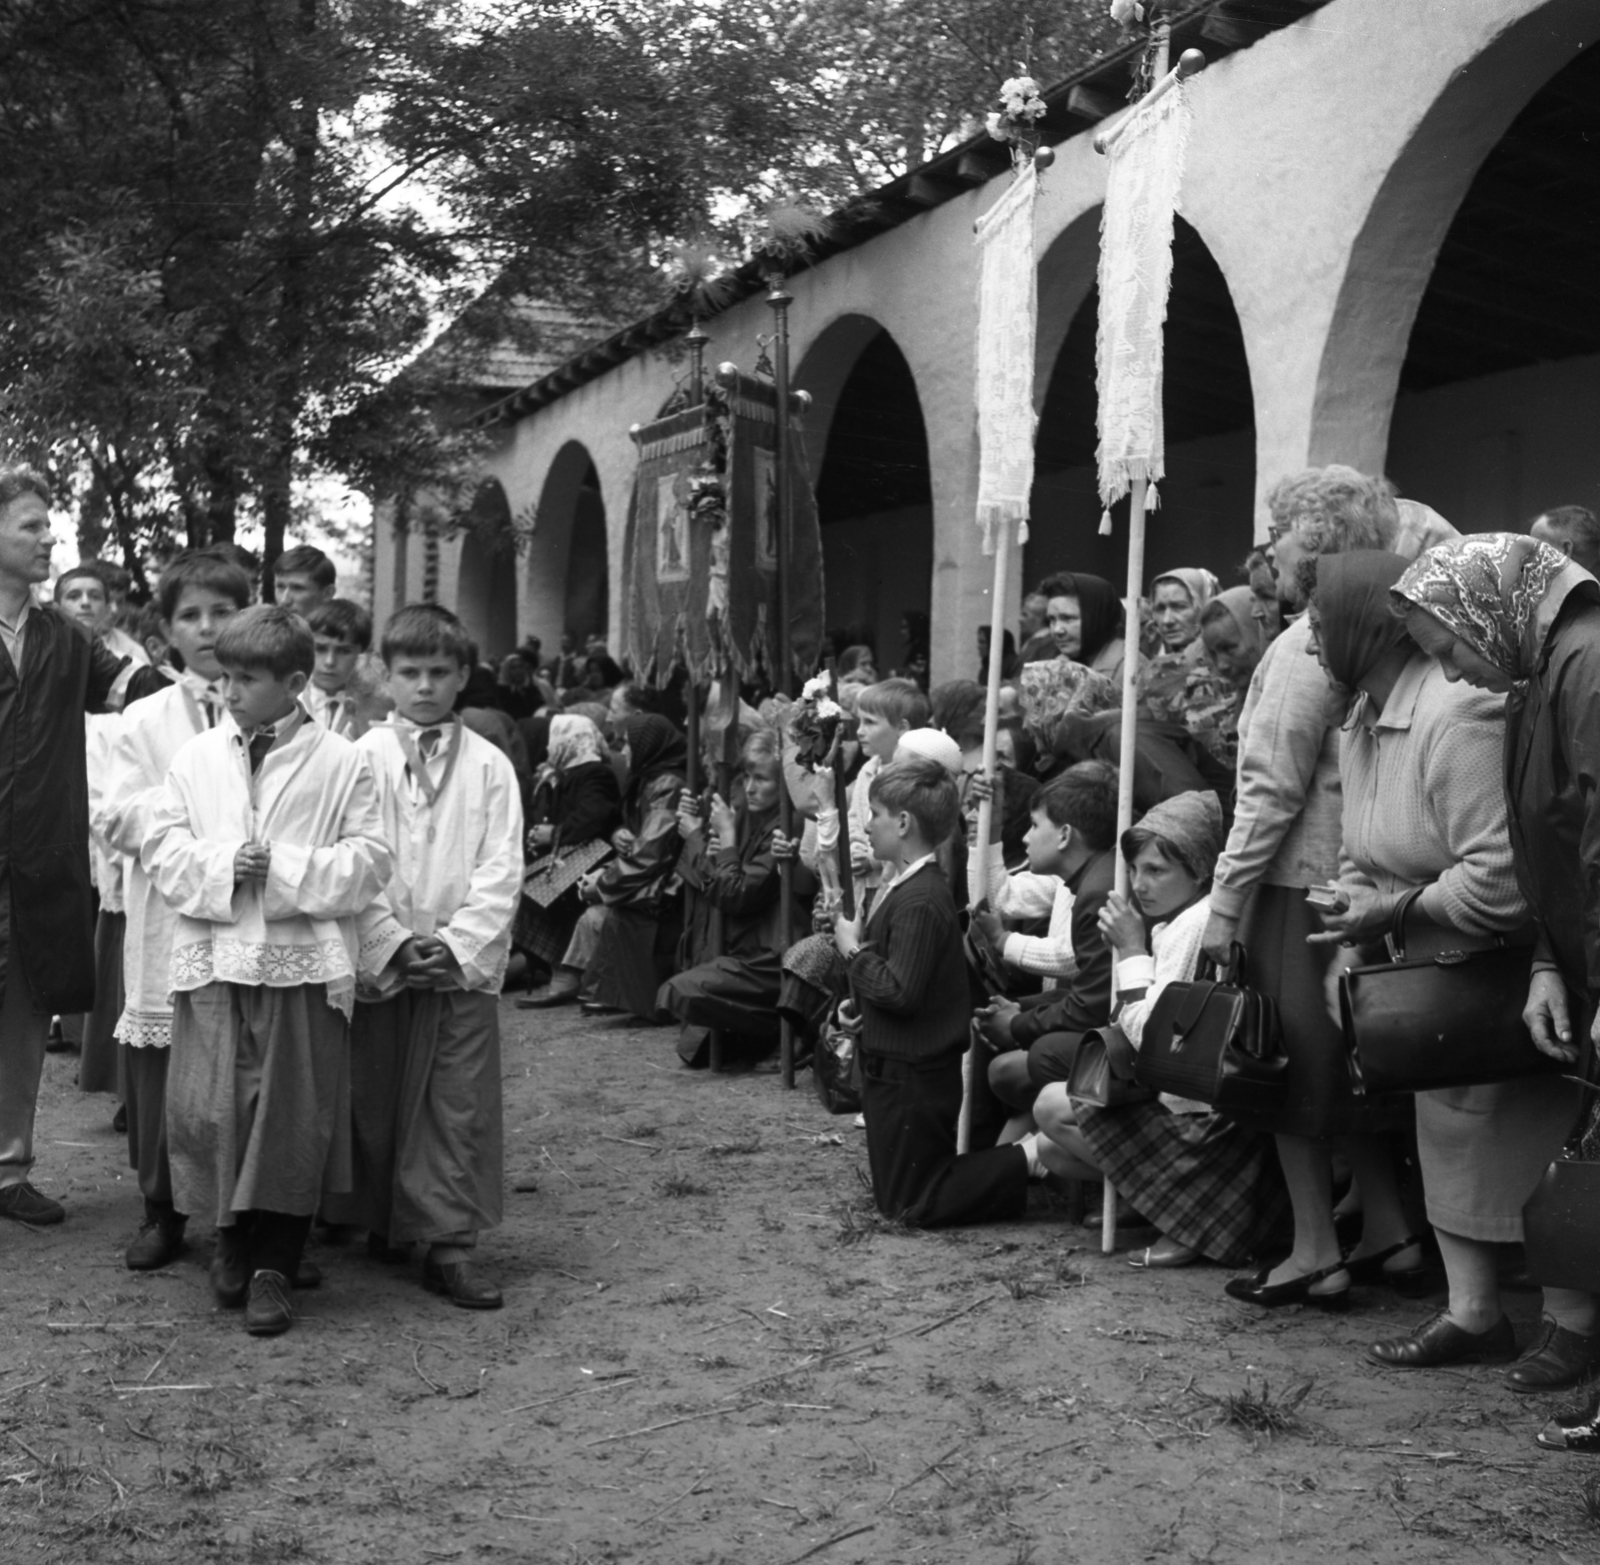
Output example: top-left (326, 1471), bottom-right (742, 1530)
top-left (753, 446), bottom-right (779, 572)
top-left (655, 472), bottom-right (690, 582)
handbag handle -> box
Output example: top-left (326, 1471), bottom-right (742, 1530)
top-left (1386, 886), bottom-right (1427, 962)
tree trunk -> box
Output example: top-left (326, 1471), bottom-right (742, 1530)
top-left (260, 0), bottom-right (319, 600)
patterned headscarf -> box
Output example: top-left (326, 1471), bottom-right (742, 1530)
top-left (1018, 655), bottom-right (1118, 751)
top-left (1391, 534), bottom-right (1594, 682)
top-left (546, 713), bottom-right (608, 770)
top-left (1313, 552), bottom-right (1412, 691)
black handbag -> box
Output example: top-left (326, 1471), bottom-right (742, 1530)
top-left (1067, 1024), bottom-right (1154, 1109)
top-left (1135, 944), bottom-right (1288, 1116)
top-left (1523, 1095), bottom-right (1600, 1293)
top-left (1338, 887), bottom-right (1554, 1096)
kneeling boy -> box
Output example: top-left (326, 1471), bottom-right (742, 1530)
top-left (834, 758), bottom-right (1029, 1226)
top-left (145, 606), bottom-right (393, 1335)
top-left (349, 605), bottom-right (523, 1308)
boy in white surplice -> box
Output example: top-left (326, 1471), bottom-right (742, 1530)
top-left (337, 604), bottom-right (523, 1310)
top-left (144, 606), bottom-right (393, 1338)
top-left (95, 551), bottom-right (252, 1274)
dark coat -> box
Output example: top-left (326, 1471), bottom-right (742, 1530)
top-left (532, 759), bottom-right (622, 850)
top-left (1009, 847), bottom-right (1118, 1046)
top-left (0, 606), bottom-right (123, 1011)
top-left (1506, 594), bottom-right (1600, 997)
top-left (677, 804), bottom-right (814, 963)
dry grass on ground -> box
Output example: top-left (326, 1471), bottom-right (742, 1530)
top-left (4, 1005), bottom-right (1600, 1563)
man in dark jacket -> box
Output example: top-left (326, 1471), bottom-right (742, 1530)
top-left (0, 468), bottom-right (123, 1225)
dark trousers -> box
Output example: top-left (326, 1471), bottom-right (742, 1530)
top-left (221, 1211), bottom-right (313, 1279)
top-left (121, 1042), bottom-right (176, 1208)
top-left (859, 1049), bottom-right (1029, 1228)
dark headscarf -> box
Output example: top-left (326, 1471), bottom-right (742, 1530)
top-left (1047, 572), bottom-right (1122, 665)
top-left (619, 712), bottom-right (687, 807)
top-left (1313, 551), bottom-right (1412, 690)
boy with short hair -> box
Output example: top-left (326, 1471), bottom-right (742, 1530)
top-left (96, 551), bottom-right (253, 1270)
top-left (305, 597), bottom-right (387, 739)
top-left (337, 604), bottom-right (523, 1308)
top-left (834, 757), bottom-right (1030, 1226)
top-left (272, 544), bottom-right (336, 617)
top-left (144, 605), bottom-right (393, 1336)
top-left (848, 678), bottom-right (930, 902)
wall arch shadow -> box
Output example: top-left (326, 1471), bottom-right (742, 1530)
top-left (1311, 0), bottom-right (1600, 480)
top-left (794, 315), bottom-right (933, 671)
top-left (456, 480), bottom-right (518, 659)
top-left (525, 440), bottom-right (609, 652)
top-left (1027, 215), bottom-right (1256, 593)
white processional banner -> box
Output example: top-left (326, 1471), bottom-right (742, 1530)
top-left (1095, 82), bottom-right (1190, 533)
top-left (973, 163), bottom-right (1038, 556)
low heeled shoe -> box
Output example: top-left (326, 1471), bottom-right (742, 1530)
top-left (1368, 1311), bottom-right (1516, 1369)
top-left (1537, 1390), bottom-right (1600, 1452)
top-left (1504, 1318), bottom-right (1600, 1393)
top-left (1224, 1261), bottom-right (1350, 1310)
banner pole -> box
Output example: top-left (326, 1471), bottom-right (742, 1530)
top-left (961, 513), bottom-right (1015, 1155)
top-left (768, 279), bottom-right (798, 1090)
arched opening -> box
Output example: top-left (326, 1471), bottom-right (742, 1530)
top-left (1310, 0), bottom-right (1600, 493)
top-left (1027, 215), bottom-right (1256, 592)
top-left (456, 480), bottom-right (518, 660)
top-left (1383, 40), bottom-right (1600, 532)
top-left (526, 441), bottom-right (609, 652)
top-left (796, 315), bottom-right (933, 671)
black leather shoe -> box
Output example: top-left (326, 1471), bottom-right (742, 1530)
top-left (0, 1181), bottom-right (65, 1225)
top-left (423, 1257), bottom-right (503, 1310)
top-left (1537, 1390), bottom-right (1600, 1452)
top-left (245, 1270), bottom-right (293, 1336)
top-left (292, 1258), bottom-right (323, 1290)
top-left (1368, 1311), bottom-right (1516, 1368)
top-left (1505, 1318), bottom-right (1600, 1393)
top-left (210, 1231), bottom-right (250, 1308)
top-left (1224, 1261), bottom-right (1350, 1311)
top-left (125, 1206), bottom-right (186, 1271)
top-left (1343, 1234), bottom-right (1428, 1288)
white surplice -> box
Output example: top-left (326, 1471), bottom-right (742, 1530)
top-left (143, 707), bottom-right (394, 1018)
top-left (86, 712), bottom-right (126, 915)
top-left (356, 718), bottom-right (524, 993)
top-left (94, 676), bottom-right (220, 1047)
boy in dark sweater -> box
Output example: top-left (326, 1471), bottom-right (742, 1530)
top-left (834, 758), bottom-right (1031, 1226)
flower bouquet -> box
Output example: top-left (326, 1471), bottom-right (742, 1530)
top-left (985, 72), bottom-right (1049, 167)
top-left (790, 672), bottom-right (845, 772)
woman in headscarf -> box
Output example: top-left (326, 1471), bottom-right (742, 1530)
top-left (1393, 534), bottom-right (1600, 1448)
top-left (1038, 571), bottom-right (1128, 685)
top-left (515, 714), bottom-right (623, 1006)
top-left (1182, 586), bottom-right (1269, 773)
top-left (1029, 790), bottom-right (1290, 1269)
top-left (550, 713), bottom-right (691, 1021)
top-left (1296, 551), bottom-right (1571, 1380)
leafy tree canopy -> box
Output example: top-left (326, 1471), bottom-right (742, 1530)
top-left (0, 0), bottom-right (1118, 581)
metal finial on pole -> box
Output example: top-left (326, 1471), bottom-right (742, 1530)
top-left (686, 321), bottom-right (709, 407)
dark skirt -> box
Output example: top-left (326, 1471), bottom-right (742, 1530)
top-left (1226, 883), bottom-right (1410, 1140)
top-left (587, 902), bottom-right (684, 1021)
top-left (80, 909), bottom-right (125, 1095)
top-left (1076, 1100), bottom-right (1289, 1265)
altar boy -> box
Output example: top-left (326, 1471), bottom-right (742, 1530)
top-left (144, 606), bottom-right (393, 1336)
top-left (347, 604), bottom-right (522, 1309)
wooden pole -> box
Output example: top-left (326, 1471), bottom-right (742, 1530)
top-left (708, 681), bottom-right (735, 1074)
top-left (768, 280), bottom-right (798, 1090)
top-left (960, 512), bottom-right (1015, 1155)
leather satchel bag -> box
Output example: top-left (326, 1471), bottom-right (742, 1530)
top-left (1338, 887), bottom-right (1554, 1096)
top-left (1135, 945), bottom-right (1288, 1116)
top-left (1067, 1024), bottom-right (1154, 1109)
top-left (1523, 1097), bottom-right (1600, 1294)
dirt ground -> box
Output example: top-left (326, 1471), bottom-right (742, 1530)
top-left (3, 1004), bottom-right (1600, 1565)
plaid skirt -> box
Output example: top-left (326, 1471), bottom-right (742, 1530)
top-left (1076, 1100), bottom-right (1289, 1265)
top-left (513, 888), bottom-right (583, 968)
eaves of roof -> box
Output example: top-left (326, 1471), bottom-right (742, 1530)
top-left (473, 0), bottom-right (1333, 429)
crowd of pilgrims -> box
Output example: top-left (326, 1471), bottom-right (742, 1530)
top-left (24, 464), bottom-right (1600, 1454)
